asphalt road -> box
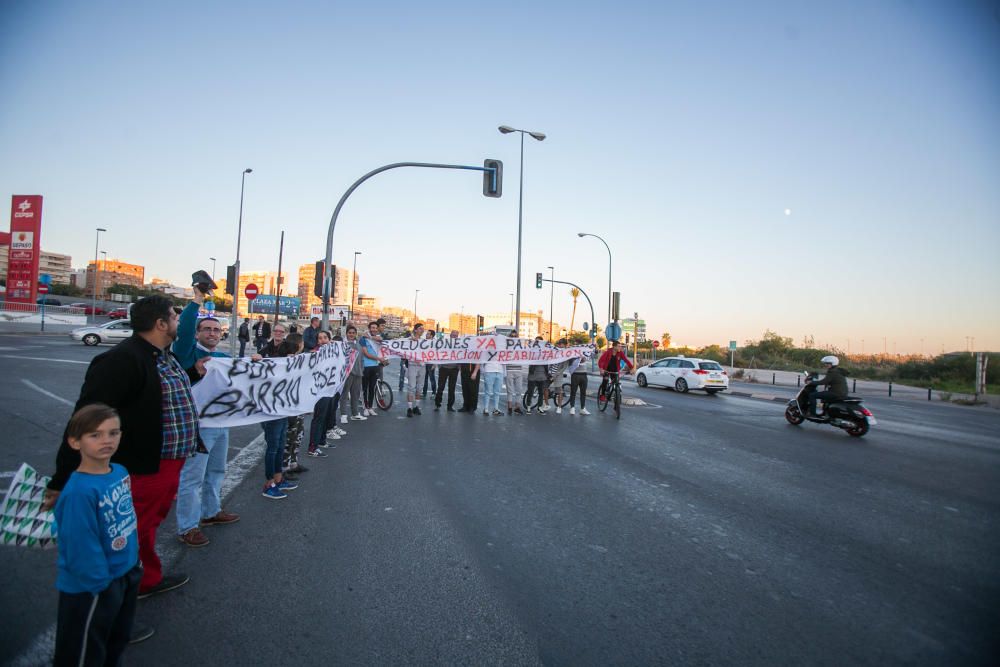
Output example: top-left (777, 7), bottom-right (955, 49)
top-left (1, 334), bottom-right (998, 665)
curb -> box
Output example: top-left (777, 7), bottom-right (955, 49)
top-left (728, 390), bottom-right (788, 403)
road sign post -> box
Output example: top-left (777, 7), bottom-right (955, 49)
top-left (38, 282), bottom-right (49, 332)
top-left (729, 340), bottom-right (737, 369)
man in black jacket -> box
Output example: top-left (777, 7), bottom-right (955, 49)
top-left (237, 317), bottom-right (251, 356)
top-left (810, 355), bottom-right (849, 417)
top-left (252, 315), bottom-right (271, 352)
top-left (43, 295), bottom-right (200, 599)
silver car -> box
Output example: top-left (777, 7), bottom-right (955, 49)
top-left (70, 319), bottom-right (133, 346)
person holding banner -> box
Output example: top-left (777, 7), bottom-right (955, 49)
top-left (421, 328), bottom-right (438, 397)
top-left (458, 362), bottom-right (480, 413)
top-left (435, 331), bottom-right (461, 412)
top-left (481, 356), bottom-right (506, 416)
top-left (260, 322), bottom-right (287, 358)
top-left (260, 338), bottom-right (301, 500)
top-left (405, 324), bottom-right (428, 417)
top-left (308, 331), bottom-right (339, 456)
top-left (360, 322), bottom-right (388, 417)
top-left (340, 325), bottom-right (365, 423)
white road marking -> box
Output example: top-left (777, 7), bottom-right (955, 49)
top-left (1, 355), bottom-right (89, 365)
top-left (20, 380), bottom-right (75, 407)
top-left (13, 432), bottom-right (266, 666)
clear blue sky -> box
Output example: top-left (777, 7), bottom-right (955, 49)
top-left (2, 0), bottom-right (997, 354)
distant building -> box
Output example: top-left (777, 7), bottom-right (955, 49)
top-left (88, 258), bottom-right (144, 296)
top-left (0, 247), bottom-right (73, 284)
top-left (70, 268), bottom-right (88, 288)
top-left (146, 277), bottom-right (194, 299)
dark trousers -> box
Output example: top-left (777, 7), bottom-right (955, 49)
top-left (460, 367), bottom-right (480, 411)
top-left (398, 359), bottom-right (408, 391)
top-left (254, 336), bottom-right (266, 352)
top-left (526, 380), bottom-right (546, 409)
top-left (308, 396), bottom-right (334, 449)
top-left (54, 563), bottom-right (141, 667)
top-left (570, 373), bottom-right (588, 408)
top-left (362, 366), bottom-right (380, 409)
top-left (239, 339), bottom-right (248, 356)
top-left (809, 390), bottom-right (839, 416)
top-left (435, 367), bottom-right (459, 408)
top-left (423, 365), bottom-right (438, 395)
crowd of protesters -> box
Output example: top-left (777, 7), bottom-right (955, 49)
top-left (40, 282), bottom-right (629, 664)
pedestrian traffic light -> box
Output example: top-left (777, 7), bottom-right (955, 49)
top-left (483, 159), bottom-right (503, 198)
top-left (477, 315), bottom-right (484, 333)
top-left (536, 272), bottom-right (543, 289)
top-left (225, 265), bottom-right (237, 295)
top-left (313, 260), bottom-right (325, 298)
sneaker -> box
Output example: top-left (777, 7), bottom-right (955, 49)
top-left (341, 415), bottom-right (349, 424)
top-left (178, 527), bottom-right (209, 548)
top-left (351, 414), bottom-right (367, 421)
top-left (334, 427), bottom-right (347, 436)
top-left (407, 408), bottom-right (413, 418)
top-left (508, 406), bottom-right (513, 415)
top-left (277, 479), bottom-right (298, 491)
top-left (447, 407), bottom-right (456, 412)
top-left (538, 407), bottom-right (548, 414)
top-left (570, 407), bottom-right (576, 415)
top-left (138, 573), bottom-right (190, 599)
top-left (201, 511), bottom-right (240, 526)
top-left (524, 408), bottom-right (532, 414)
top-left (261, 483), bottom-right (287, 500)
top-left (129, 623), bottom-right (155, 644)
top-left (492, 410), bottom-right (503, 416)
top-left (413, 406), bottom-right (422, 416)
top-left (368, 409), bottom-right (377, 417)
top-left (307, 447), bottom-right (328, 458)
top-left (321, 433), bottom-right (340, 446)
top-left (580, 408), bottom-right (591, 415)
top-left (483, 410), bottom-right (489, 416)
top-left (514, 408), bottom-right (524, 415)
top-left (556, 407), bottom-right (562, 415)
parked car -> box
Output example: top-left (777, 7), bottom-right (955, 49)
top-left (106, 307), bottom-right (129, 319)
top-left (37, 297), bottom-right (63, 306)
top-left (69, 319), bottom-right (133, 346)
top-left (635, 356), bottom-right (729, 394)
top-left (68, 302), bottom-right (106, 315)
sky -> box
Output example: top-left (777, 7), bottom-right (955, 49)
top-left (2, 0), bottom-right (998, 354)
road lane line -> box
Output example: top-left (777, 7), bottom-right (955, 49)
top-left (1, 355), bottom-right (89, 365)
top-left (20, 380), bottom-right (75, 407)
top-left (12, 433), bottom-right (266, 666)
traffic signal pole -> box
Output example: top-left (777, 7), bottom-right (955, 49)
top-left (320, 161), bottom-right (501, 332)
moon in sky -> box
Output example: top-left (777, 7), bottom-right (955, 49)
top-left (784, 208), bottom-right (792, 216)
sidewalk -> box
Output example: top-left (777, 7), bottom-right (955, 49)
top-left (726, 367), bottom-right (999, 409)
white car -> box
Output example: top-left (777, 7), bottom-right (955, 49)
top-left (635, 356), bottom-right (729, 395)
top-left (70, 319), bottom-right (134, 346)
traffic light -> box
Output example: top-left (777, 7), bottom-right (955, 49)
top-left (483, 159), bottom-right (503, 198)
top-left (625, 332), bottom-right (631, 346)
top-left (313, 260), bottom-right (325, 298)
top-left (536, 272), bottom-right (543, 289)
top-left (225, 265), bottom-right (237, 295)
top-left (477, 315), bottom-right (484, 333)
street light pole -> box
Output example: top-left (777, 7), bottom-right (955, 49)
top-left (91, 228), bottom-right (106, 325)
top-left (499, 125), bottom-right (546, 337)
top-left (413, 289), bottom-right (420, 323)
top-left (350, 251), bottom-right (361, 322)
top-left (547, 265), bottom-right (554, 342)
top-left (209, 257), bottom-right (216, 280)
top-left (578, 232), bottom-right (612, 326)
top-left (509, 292), bottom-right (514, 326)
top-left (230, 168), bottom-right (252, 356)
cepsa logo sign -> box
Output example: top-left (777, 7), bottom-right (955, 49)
top-left (13, 199), bottom-right (35, 219)
top-left (11, 231), bottom-right (34, 250)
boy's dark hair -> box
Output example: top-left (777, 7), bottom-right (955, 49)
top-left (376, 318), bottom-right (386, 326)
top-left (130, 296), bottom-right (176, 333)
top-left (275, 339), bottom-right (299, 357)
top-left (346, 324), bottom-right (357, 334)
top-left (67, 403), bottom-right (120, 441)
top-left (286, 332), bottom-right (304, 348)
top-left (368, 321), bottom-right (379, 330)
top-left (413, 322), bottom-right (424, 330)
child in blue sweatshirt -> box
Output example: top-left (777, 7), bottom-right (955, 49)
top-left (54, 404), bottom-right (144, 666)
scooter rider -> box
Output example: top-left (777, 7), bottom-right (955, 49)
top-left (809, 355), bottom-right (849, 417)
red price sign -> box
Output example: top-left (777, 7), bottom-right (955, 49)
top-left (244, 283), bottom-right (259, 300)
top-left (652, 340), bottom-right (660, 348)
top-left (37, 284), bottom-right (49, 294)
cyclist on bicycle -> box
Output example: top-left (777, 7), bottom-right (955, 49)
top-left (597, 340), bottom-right (634, 398)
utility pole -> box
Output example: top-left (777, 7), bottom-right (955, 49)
top-left (274, 231), bottom-right (284, 327)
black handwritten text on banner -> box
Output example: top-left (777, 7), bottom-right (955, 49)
top-left (191, 343), bottom-right (357, 427)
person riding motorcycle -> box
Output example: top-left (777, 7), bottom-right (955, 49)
top-left (808, 355), bottom-right (849, 417)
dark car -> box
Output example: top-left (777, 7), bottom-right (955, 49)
top-left (37, 297), bottom-right (63, 306)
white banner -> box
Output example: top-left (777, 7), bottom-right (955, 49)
top-left (192, 343), bottom-right (357, 427)
top-left (1, 463), bottom-right (56, 549)
top-left (380, 335), bottom-right (596, 365)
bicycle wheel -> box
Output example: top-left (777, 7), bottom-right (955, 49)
top-left (613, 385), bottom-right (621, 419)
top-left (557, 383), bottom-right (572, 408)
top-left (376, 380), bottom-right (394, 410)
top-left (597, 384), bottom-right (609, 412)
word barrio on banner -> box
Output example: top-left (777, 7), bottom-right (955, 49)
top-left (191, 343), bottom-right (357, 428)
top-left (381, 335), bottom-right (596, 365)
top-left (1, 463), bottom-right (57, 549)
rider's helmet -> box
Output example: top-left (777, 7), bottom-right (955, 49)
top-left (821, 355), bottom-right (839, 366)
